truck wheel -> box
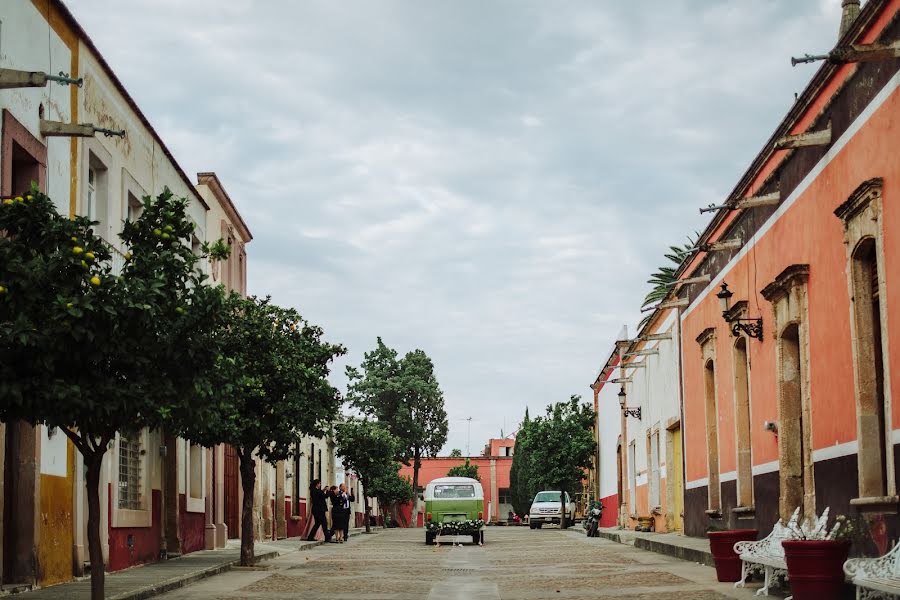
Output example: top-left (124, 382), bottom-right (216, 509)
top-left (529, 523), bottom-right (536, 530)
top-left (536, 522), bottom-right (543, 529)
top-left (426, 532), bottom-right (435, 545)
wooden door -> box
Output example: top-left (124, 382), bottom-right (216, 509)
top-left (673, 426), bottom-right (684, 532)
top-left (224, 445), bottom-right (240, 538)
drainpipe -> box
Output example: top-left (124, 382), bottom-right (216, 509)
top-left (675, 309), bottom-right (687, 534)
top-left (839, 0), bottom-right (860, 38)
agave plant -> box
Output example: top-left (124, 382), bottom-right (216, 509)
top-left (638, 234), bottom-right (698, 329)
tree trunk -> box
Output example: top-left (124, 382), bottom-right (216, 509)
top-left (559, 490), bottom-right (567, 529)
top-left (85, 449), bottom-right (106, 600)
top-left (362, 481), bottom-right (371, 533)
top-left (238, 451), bottom-right (256, 566)
top-left (411, 447), bottom-right (421, 528)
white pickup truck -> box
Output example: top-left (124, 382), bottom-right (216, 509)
top-left (528, 490), bottom-right (576, 529)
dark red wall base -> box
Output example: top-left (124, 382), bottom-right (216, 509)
top-left (179, 494), bottom-right (205, 553)
top-left (108, 489), bottom-right (161, 572)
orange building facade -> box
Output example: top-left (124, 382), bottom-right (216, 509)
top-left (397, 439), bottom-right (514, 526)
top-left (676, 0), bottom-right (900, 540)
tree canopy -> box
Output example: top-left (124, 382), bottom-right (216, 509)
top-left (183, 293), bottom-right (345, 563)
top-left (335, 418), bottom-right (401, 532)
top-left (447, 459), bottom-right (480, 481)
top-left (0, 188), bottom-right (226, 599)
top-left (509, 408), bottom-right (536, 517)
top-left (346, 338), bottom-right (448, 516)
top-left (529, 396), bottom-right (596, 527)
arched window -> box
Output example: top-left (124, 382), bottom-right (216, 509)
top-left (850, 237), bottom-right (887, 497)
top-left (835, 179), bottom-right (894, 503)
top-left (763, 264), bottom-right (814, 521)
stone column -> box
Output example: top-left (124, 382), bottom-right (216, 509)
top-left (204, 447), bottom-right (216, 549)
top-left (490, 458), bottom-right (498, 522)
top-left (275, 461), bottom-right (286, 539)
top-left (214, 445), bottom-right (226, 547)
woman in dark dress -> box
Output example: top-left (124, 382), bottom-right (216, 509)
top-left (329, 486), bottom-right (344, 542)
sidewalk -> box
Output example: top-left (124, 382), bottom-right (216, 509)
top-left (15, 529), bottom-right (364, 600)
top-left (588, 527), bottom-right (715, 567)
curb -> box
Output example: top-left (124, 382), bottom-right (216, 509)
top-left (591, 530), bottom-right (715, 568)
top-left (106, 549), bottom-right (279, 600)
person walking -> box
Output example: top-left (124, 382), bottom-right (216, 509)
top-left (306, 479), bottom-right (328, 542)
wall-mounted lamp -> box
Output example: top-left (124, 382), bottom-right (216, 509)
top-left (716, 282), bottom-right (764, 341)
top-left (618, 387), bottom-right (641, 420)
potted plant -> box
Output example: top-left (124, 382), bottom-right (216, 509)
top-left (707, 525), bottom-right (758, 582)
top-left (782, 513), bottom-right (855, 600)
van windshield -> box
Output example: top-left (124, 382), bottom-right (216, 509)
top-left (534, 492), bottom-right (562, 503)
top-left (434, 484), bottom-right (476, 499)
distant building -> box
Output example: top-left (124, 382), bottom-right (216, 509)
top-left (398, 438), bottom-right (514, 526)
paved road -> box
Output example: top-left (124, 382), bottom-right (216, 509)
top-left (155, 526), bottom-right (769, 600)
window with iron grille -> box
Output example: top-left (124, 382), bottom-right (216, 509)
top-left (118, 433), bottom-right (143, 510)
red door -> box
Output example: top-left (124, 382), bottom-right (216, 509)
top-left (224, 445), bottom-right (240, 538)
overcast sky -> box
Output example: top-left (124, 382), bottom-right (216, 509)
top-left (70, 0), bottom-right (845, 456)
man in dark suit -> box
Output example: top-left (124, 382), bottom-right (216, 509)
top-left (337, 482), bottom-right (356, 542)
top-left (307, 479), bottom-right (330, 541)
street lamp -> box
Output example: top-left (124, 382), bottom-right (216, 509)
top-left (618, 387), bottom-right (641, 420)
top-left (716, 282), bottom-right (764, 341)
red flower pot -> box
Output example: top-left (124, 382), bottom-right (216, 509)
top-left (708, 529), bottom-right (758, 582)
top-left (782, 540), bottom-right (851, 600)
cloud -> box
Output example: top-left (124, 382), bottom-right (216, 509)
top-left (67, 0), bottom-right (845, 454)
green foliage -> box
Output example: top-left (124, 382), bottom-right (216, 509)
top-left (528, 396), bottom-right (596, 499)
top-left (184, 294), bottom-right (345, 462)
top-left (0, 187), bottom-right (226, 598)
top-left (346, 338), bottom-right (448, 494)
top-left (0, 186), bottom-right (223, 445)
top-left (447, 458), bottom-right (480, 481)
top-left (335, 418), bottom-right (401, 533)
top-left (368, 466), bottom-right (414, 506)
top-left (638, 234), bottom-right (697, 329)
top-left (509, 408), bottom-right (537, 517)
top-left (334, 418), bottom-right (399, 488)
top-left (449, 448), bottom-right (463, 458)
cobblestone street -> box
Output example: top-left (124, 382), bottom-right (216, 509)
top-left (155, 527), bottom-right (770, 600)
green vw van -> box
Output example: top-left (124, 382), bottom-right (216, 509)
top-left (424, 476), bottom-right (485, 545)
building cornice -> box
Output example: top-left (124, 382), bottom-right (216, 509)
top-left (197, 172), bottom-right (253, 242)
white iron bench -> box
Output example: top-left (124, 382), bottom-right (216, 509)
top-left (844, 540), bottom-right (900, 599)
top-left (734, 508), bottom-right (832, 597)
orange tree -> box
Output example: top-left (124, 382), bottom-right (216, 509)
top-left (182, 294), bottom-right (345, 565)
top-left (0, 188), bottom-right (225, 600)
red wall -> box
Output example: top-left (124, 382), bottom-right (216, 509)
top-left (107, 489), bottom-right (161, 572)
top-left (179, 495), bottom-right (205, 553)
top-left (285, 499), bottom-right (306, 538)
top-left (599, 493), bottom-right (618, 528)
top-left (397, 455), bottom-right (513, 525)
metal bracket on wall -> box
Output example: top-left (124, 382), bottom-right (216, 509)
top-left (0, 68), bottom-right (83, 89)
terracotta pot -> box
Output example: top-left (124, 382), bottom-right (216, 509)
top-left (782, 540), bottom-right (851, 600)
top-left (707, 529), bottom-right (758, 582)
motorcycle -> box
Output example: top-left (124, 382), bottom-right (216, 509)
top-left (582, 499), bottom-right (603, 537)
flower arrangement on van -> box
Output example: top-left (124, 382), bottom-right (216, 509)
top-left (426, 519), bottom-right (485, 534)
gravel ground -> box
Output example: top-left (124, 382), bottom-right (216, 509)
top-left (154, 526), bottom-right (781, 599)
